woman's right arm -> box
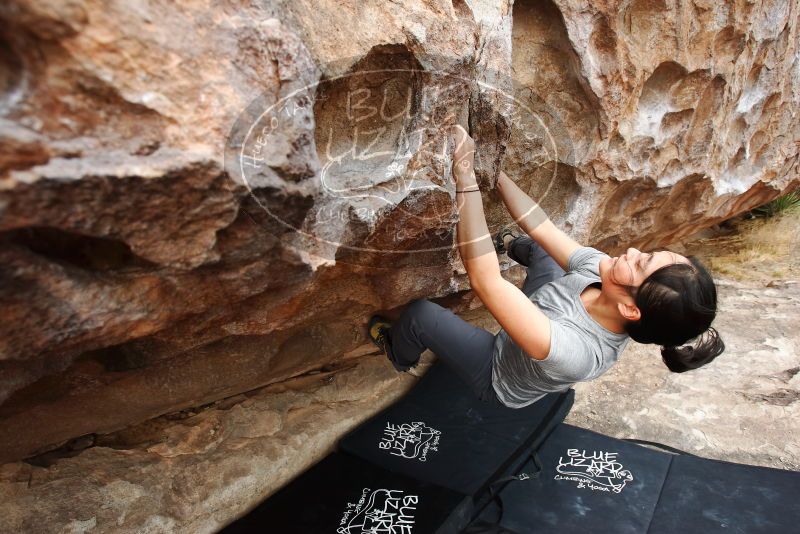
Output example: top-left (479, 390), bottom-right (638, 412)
top-left (496, 170), bottom-right (581, 271)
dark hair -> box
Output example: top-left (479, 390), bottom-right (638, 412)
top-left (624, 256), bottom-right (725, 372)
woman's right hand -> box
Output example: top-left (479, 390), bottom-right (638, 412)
top-left (497, 170), bottom-right (511, 187)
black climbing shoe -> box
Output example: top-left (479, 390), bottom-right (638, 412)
top-left (494, 225), bottom-right (520, 254)
top-left (368, 315), bottom-right (412, 372)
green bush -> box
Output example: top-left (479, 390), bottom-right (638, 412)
top-left (751, 190), bottom-right (800, 218)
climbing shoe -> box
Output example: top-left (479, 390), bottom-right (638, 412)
top-left (368, 315), bottom-right (412, 372)
top-left (494, 225), bottom-right (521, 254)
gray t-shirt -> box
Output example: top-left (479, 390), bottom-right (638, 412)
top-left (491, 246), bottom-right (630, 408)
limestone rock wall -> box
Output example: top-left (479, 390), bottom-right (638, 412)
top-left (0, 0), bottom-right (798, 463)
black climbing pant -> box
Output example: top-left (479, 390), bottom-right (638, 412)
top-left (389, 236), bottom-right (565, 407)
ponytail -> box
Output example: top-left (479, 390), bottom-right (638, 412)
top-left (625, 256), bottom-right (726, 372)
top-left (661, 327), bottom-right (725, 373)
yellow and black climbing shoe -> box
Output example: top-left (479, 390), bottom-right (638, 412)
top-left (368, 315), bottom-right (411, 372)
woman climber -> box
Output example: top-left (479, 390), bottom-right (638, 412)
top-left (368, 125), bottom-right (724, 408)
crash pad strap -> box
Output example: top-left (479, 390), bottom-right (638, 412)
top-left (622, 438), bottom-right (695, 456)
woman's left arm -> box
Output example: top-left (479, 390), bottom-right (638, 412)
top-left (450, 125), bottom-right (552, 361)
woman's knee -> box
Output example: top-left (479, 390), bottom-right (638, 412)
top-left (404, 298), bottom-right (441, 321)
top-left (507, 236), bottom-right (535, 266)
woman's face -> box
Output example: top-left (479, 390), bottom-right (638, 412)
top-left (600, 247), bottom-right (690, 291)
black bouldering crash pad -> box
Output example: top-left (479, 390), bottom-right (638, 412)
top-left (219, 452), bottom-right (472, 533)
top-left (468, 423), bottom-right (800, 533)
top-left (338, 360), bottom-right (574, 497)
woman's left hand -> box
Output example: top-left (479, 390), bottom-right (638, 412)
top-left (450, 124), bottom-right (475, 183)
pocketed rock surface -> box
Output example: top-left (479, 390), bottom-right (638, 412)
top-left (2, 0), bottom-right (800, 529)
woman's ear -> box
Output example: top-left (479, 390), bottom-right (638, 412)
top-left (617, 300), bottom-right (641, 321)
